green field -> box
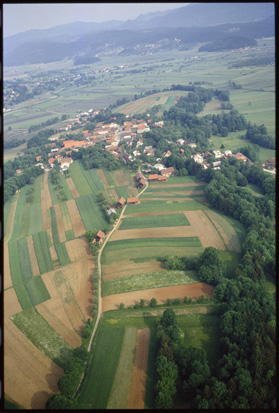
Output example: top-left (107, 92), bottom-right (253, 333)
top-left (8, 241), bottom-right (23, 285)
top-left (59, 202), bottom-right (73, 232)
top-left (28, 203), bottom-right (42, 235)
top-left (9, 186), bottom-right (30, 242)
top-left (77, 327), bottom-right (125, 408)
top-left (115, 185), bottom-right (129, 199)
top-left (82, 168), bottom-right (104, 192)
top-left (69, 161), bottom-right (92, 196)
top-left (4, 196), bottom-right (14, 236)
top-left (177, 313), bottom-right (221, 370)
top-left (105, 237), bottom-right (202, 251)
top-left (125, 199), bottom-right (207, 215)
top-left (208, 209), bottom-right (245, 252)
top-left (14, 284), bottom-right (33, 310)
top-left (65, 229), bottom-right (75, 241)
top-left (146, 185), bottom-right (207, 193)
top-left (107, 327), bottom-right (137, 409)
top-left (17, 238), bottom-right (33, 281)
top-left (76, 192), bottom-right (109, 231)
top-left (102, 270), bottom-right (199, 297)
top-left (54, 242), bottom-right (71, 266)
top-left (11, 307), bottom-right (72, 368)
top-left (48, 173), bottom-right (73, 205)
top-left (119, 213), bottom-right (190, 230)
top-left (32, 231), bottom-right (53, 273)
top-left (102, 246), bottom-right (204, 267)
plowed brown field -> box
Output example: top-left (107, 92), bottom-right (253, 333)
top-left (27, 235), bottom-right (40, 277)
top-left (205, 210), bottom-right (233, 251)
top-left (97, 169), bottom-right (110, 188)
top-left (4, 244), bottom-right (13, 290)
top-left (128, 328), bottom-right (150, 409)
top-left (66, 199), bottom-right (86, 237)
top-left (41, 173), bottom-right (52, 231)
top-left (66, 177), bottom-right (80, 198)
top-left (109, 225), bottom-right (193, 241)
top-left (102, 282), bottom-right (214, 311)
top-left (42, 257), bottom-right (94, 334)
top-left (36, 299), bottom-right (82, 347)
top-left (114, 170), bottom-right (130, 186)
top-left (54, 204), bottom-right (66, 243)
top-left (4, 318), bottom-right (63, 409)
top-left (102, 260), bottom-right (164, 280)
top-left (4, 192), bottom-right (19, 244)
top-left (65, 237), bottom-right (90, 262)
top-left (4, 288), bottom-right (22, 317)
top-left (184, 210), bottom-right (226, 250)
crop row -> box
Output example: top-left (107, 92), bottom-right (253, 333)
top-left (125, 200), bottom-right (208, 214)
top-left (11, 307), bottom-right (72, 368)
top-left (14, 275), bottom-right (50, 310)
top-left (119, 213), bottom-right (190, 230)
top-left (77, 327), bottom-right (125, 408)
top-left (105, 237), bottom-right (202, 251)
top-left (50, 206), bottom-right (71, 266)
top-left (32, 231), bottom-right (53, 273)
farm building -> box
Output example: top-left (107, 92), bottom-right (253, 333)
top-left (36, 155), bottom-right (41, 162)
top-left (203, 151), bottom-right (212, 159)
top-left (127, 197), bottom-right (139, 205)
top-left (163, 150), bottom-right (172, 157)
top-left (136, 171), bottom-right (145, 188)
top-left (63, 140), bottom-right (86, 149)
top-left (158, 175), bottom-right (167, 182)
top-left (179, 148), bottom-right (184, 154)
top-left (149, 174), bottom-right (159, 181)
top-left (160, 167), bottom-right (174, 177)
top-left (93, 230), bottom-right (105, 244)
top-left (117, 197), bottom-right (126, 208)
top-left (16, 169), bottom-right (21, 174)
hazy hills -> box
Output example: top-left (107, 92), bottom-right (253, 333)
top-left (4, 3), bottom-right (274, 66)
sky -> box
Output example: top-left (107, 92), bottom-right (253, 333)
top-left (3, 2), bottom-right (189, 37)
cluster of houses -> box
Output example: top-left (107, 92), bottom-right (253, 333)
top-left (191, 149), bottom-right (251, 170)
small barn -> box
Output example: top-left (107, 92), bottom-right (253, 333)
top-left (158, 176), bottom-right (167, 182)
top-left (127, 197), bottom-right (139, 205)
top-left (148, 174), bottom-right (159, 181)
top-left (92, 230), bottom-right (105, 244)
top-left (117, 197), bottom-right (126, 208)
top-left (160, 167), bottom-right (174, 177)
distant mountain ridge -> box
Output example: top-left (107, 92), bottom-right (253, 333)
top-left (4, 3), bottom-right (274, 66)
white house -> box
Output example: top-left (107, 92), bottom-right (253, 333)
top-left (191, 154), bottom-right (203, 164)
top-left (154, 163), bottom-right (165, 171)
top-left (107, 208), bottom-right (116, 215)
top-left (212, 161), bottom-right (221, 167)
top-left (59, 158), bottom-right (73, 171)
top-left (225, 150), bottom-right (232, 157)
top-left (213, 150), bottom-right (222, 158)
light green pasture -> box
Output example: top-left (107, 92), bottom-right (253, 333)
top-left (102, 270), bottom-right (199, 296)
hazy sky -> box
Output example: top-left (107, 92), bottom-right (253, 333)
top-left (3, 3), bottom-right (189, 37)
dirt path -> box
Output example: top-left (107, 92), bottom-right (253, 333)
top-left (102, 282), bottom-right (214, 312)
top-left (4, 191), bottom-right (19, 244)
top-left (128, 328), bottom-right (150, 409)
